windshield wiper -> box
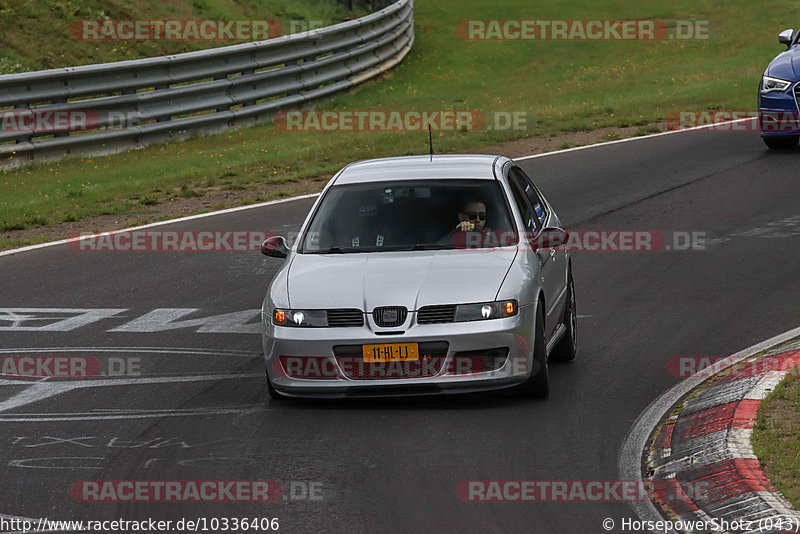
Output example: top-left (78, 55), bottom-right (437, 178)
top-left (410, 243), bottom-right (452, 251)
top-left (308, 244), bottom-right (452, 253)
top-left (309, 246), bottom-right (364, 254)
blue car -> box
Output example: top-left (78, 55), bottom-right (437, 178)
top-left (759, 29), bottom-right (800, 149)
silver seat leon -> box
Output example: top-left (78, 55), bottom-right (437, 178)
top-left (260, 154), bottom-right (576, 398)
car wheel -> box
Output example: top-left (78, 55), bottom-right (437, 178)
top-left (516, 301), bottom-right (549, 398)
top-left (550, 269), bottom-right (577, 362)
top-left (763, 135), bottom-right (799, 149)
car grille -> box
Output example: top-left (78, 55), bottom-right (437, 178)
top-left (326, 309), bottom-right (364, 327)
top-left (452, 348), bottom-right (510, 374)
top-left (332, 341), bottom-right (448, 379)
top-left (417, 305), bottom-right (456, 324)
top-left (372, 306), bottom-right (407, 328)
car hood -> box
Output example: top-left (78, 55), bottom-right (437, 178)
top-left (287, 249), bottom-right (517, 311)
top-left (766, 48), bottom-right (800, 80)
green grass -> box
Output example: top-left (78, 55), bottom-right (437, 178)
top-left (635, 125), bottom-right (664, 136)
top-left (0, 0), bottom-right (364, 73)
top-left (0, 0), bottom-right (795, 235)
top-left (752, 365), bottom-right (800, 508)
top-left (0, 236), bottom-right (59, 250)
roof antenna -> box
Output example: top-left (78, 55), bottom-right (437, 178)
top-left (428, 124), bottom-right (434, 161)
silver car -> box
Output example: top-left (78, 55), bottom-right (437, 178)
top-left (260, 154), bottom-right (576, 398)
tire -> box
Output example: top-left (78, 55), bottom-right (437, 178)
top-left (763, 135), bottom-right (799, 149)
top-left (265, 365), bottom-right (286, 400)
top-left (516, 302), bottom-right (549, 398)
top-left (550, 269), bottom-right (577, 362)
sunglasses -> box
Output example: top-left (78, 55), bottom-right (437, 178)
top-left (464, 211), bottom-right (486, 221)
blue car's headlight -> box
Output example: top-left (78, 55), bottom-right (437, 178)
top-left (454, 300), bottom-right (518, 322)
top-left (761, 76), bottom-right (792, 94)
top-left (272, 309), bottom-right (328, 327)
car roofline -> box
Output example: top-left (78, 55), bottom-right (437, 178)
top-left (329, 154), bottom-right (511, 186)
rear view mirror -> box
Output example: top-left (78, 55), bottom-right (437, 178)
top-left (261, 236), bottom-right (289, 258)
top-left (779, 28), bottom-right (794, 47)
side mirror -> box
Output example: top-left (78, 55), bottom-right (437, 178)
top-left (260, 236), bottom-right (289, 258)
top-left (535, 227), bottom-right (569, 250)
top-left (779, 29), bottom-right (794, 47)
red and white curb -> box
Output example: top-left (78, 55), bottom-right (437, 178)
top-left (637, 336), bottom-right (800, 533)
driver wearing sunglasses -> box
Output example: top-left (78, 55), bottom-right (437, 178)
top-left (456, 201), bottom-right (488, 232)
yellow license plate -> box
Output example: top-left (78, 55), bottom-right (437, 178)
top-left (362, 343), bottom-right (419, 363)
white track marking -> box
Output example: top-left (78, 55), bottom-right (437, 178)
top-left (0, 118), bottom-right (758, 258)
top-left (515, 118), bottom-right (756, 161)
top-left (0, 193), bottom-right (319, 258)
top-left (0, 114), bottom-right (763, 531)
top-left (0, 309), bottom-right (127, 331)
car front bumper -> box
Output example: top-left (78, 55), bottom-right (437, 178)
top-left (759, 84), bottom-right (800, 137)
top-left (261, 304), bottom-right (537, 398)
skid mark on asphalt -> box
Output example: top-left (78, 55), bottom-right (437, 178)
top-left (0, 347), bottom-right (266, 418)
top-left (703, 213), bottom-right (800, 247)
top-left (0, 405), bottom-right (268, 422)
top-left (0, 375), bottom-right (263, 414)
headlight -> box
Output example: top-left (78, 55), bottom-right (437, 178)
top-left (454, 300), bottom-right (518, 322)
top-left (761, 76), bottom-right (792, 94)
top-left (272, 309), bottom-right (328, 327)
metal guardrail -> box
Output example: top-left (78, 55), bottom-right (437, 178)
top-left (0, 0), bottom-right (413, 167)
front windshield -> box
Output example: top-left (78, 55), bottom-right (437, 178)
top-left (300, 179), bottom-right (516, 253)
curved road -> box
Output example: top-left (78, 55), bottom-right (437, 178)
top-left (0, 127), bottom-right (798, 533)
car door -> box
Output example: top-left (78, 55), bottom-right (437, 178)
top-left (507, 167), bottom-right (562, 342)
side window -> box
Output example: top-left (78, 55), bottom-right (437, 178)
top-left (511, 167), bottom-right (547, 227)
top-left (508, 172), bottom-right (539, 232)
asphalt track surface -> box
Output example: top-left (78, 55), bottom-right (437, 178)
top-left (0, 128), bottom-right (799, 533)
